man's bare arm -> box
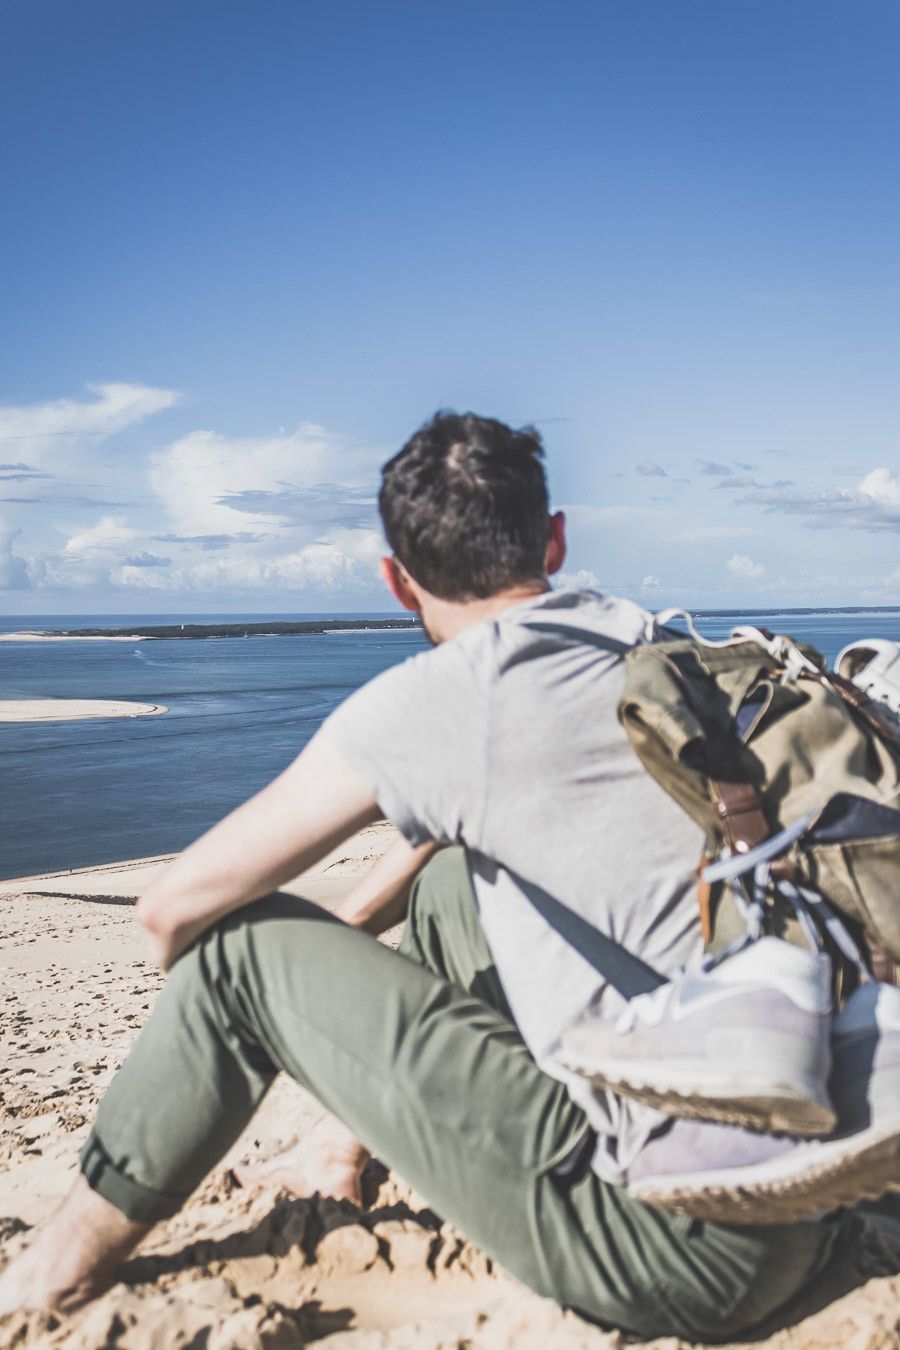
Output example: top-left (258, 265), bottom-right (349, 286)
top-left (136, 732), bottom-right (380, 969)
top-left (334, 836), bottom-right (440, 935)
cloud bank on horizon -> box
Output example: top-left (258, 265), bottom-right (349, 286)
top-left (2, 382), bottom-right (899, 613)
top-left (0, 383), bottom-right (385, 605)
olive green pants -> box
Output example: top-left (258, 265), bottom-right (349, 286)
top-left (81, 849), bottom-right (838, 1339)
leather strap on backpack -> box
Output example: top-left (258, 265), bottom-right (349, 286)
top-left (695, 858), bottom-right (715, 943)
top-left (697, 780), bottom-right (769, 947)
top-left (707, 779), bottom-right (899, 993)
top-left (710, 779), bottom-right (769, 854)
top-left (702, 779), bottom-right (797, 943)
top-left (867, 932), bottom-right (900, 987)
top-left (802, 668), bottom-right (899, 741)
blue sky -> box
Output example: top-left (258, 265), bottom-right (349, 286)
top-left (1, 0), bottom-right (898, 613)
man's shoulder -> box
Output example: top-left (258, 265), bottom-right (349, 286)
top-left (490, 588), bottom-right (654, 650)
top-left (332, 629), bottom-right (484, 720)
top-left (343, 589), bottom-right (654, 710)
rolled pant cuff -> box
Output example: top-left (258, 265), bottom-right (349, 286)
top-left (80, 1129), bottom-right (185, 1223)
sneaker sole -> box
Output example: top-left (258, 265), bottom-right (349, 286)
top-left (566, 1062), bottom-right (836, 1136)
top-left (630, 1119), bottom-right (900, 1225)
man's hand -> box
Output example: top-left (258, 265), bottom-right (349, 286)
top-left (335, 836), bottom-right (439, 935)
top-left (135, 732), bottom-right (380, 970)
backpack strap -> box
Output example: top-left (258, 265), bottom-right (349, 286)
top-left (701, 811), bottom-right (815, 888)
top-left (709, 779), bottom-right (770, 856)
top-left (701, 812), bottom-right (875, 981)
top-left (803, 667), bottom-right (900, 742)
top-left (649, 608), bottom-right (744, 647)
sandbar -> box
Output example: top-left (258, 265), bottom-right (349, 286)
top-left (0, 632), bottom-right (148, 642)
top-left (0, 699), bottom-right (168, 723)
top-left (0, 827), bottom-right (898, 1347)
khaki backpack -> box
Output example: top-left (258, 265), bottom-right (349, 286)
top-left (618, 614), bottom-right (900, 998)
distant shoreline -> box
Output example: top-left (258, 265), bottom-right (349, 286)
top-left (2, 605), bottom-right (899, 645)
top-left (0, 618), bottom-right (422, 642)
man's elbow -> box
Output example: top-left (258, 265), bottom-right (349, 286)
top-left (135, 893), bottom-right (169, 938)
top-left (134, 893), bottom-right (184, 971)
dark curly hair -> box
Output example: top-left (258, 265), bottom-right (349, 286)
top-left (379, 411), bottom-right (550, 600)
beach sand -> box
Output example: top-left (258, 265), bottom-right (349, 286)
top-left (0, 700), bottom-right (167, 723)
top-left (1, 828), bottom-right (898, 1348)
top-left (0, 634), bottom-right (149, 643)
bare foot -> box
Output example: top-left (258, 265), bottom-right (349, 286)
top-left (0, 1177), bottom-right (150, 1316)
top-left (235, 1115), bottom-right (371, 1205)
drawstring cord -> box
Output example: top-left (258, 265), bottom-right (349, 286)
top-left (699, 817), bottom-right (872, 980)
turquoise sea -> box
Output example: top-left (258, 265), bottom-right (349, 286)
top-left (2, 606), bottom-right (900, 880)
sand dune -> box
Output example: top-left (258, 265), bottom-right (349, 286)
top-left (1, 830), bottom-right (898, 1348)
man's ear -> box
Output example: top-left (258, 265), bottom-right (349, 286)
top-left (544, 511), bottom-right (567, 576)
top-left (380, 556), bottom-right (421, 612)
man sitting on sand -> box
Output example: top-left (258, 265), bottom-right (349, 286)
top-left (0, 412), bottom-right (892, 1338)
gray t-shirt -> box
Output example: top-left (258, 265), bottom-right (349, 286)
top-left (323, 588), bottom-right (704, 1181)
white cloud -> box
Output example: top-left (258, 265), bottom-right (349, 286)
top-left (116, 422), bottom-right (387, 596)
top-left (61, 515), bottom-right (141, 558)
top-left (641, 574), bottom-right (660, 588)
top-left (0, 519), bottom-right (29, 589)
top-left (108, 527), bottom-right (385, 595)
top-left (115, 562), bottom-right (176, 590)
top-left (859, 467), bottom-right (900, 508)
top-left (35, 515), bottom-right (144, 589)
top-left (726, 553), bottom-right (765, 579)
top-left (741, 466), bottom-right (900, 532)
top-left (147, 423), bottom-right (369, 536)
top-left (0, 383), bottom-right (182, 586)
top-left (268, 537), bottom-right (379, 591)
top-left (32, 491), bottom-right (387, 596)
top-left (554, 568), bottom-right (601, 591)
top-left (0, 382), bottom-right (179, 464)
top-left (636, 460), bottom-right (667, 477)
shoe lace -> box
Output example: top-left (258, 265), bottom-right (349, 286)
top-left (699, 818), bottom-right (872, 980)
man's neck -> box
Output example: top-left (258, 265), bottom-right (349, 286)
top-left (420, 579), bottom-right (551, 645)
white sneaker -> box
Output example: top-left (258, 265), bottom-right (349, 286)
top-left (558, 937), bottom-right (836, 1136)
top-left (626, 1108), bottom-right (896, 1225)
top-left (828, 982), bottom-right (900, 1195)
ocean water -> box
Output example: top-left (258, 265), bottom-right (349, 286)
top-left (1, 613), bottom-right (429, 879)
top-left (2, 606), bottom-right (900, 880)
